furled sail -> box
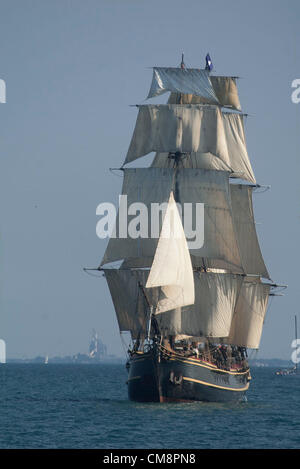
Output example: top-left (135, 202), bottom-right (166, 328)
top-left (147, 67), bottom-right (219, 103)
top-left (150, 113), bottom-right (256, 184)
top-left (145, 191), bottom-right (194, 313)
top-left (100, 168), bottom-right (244, 274)
top-left (124, 105), bottom-right (228, 166)
top-left (226, 280), bottom-right (271, 349)
top-left (168, 76), bottom-right (241, 111)
top-left (230, 184), bottom-right (270, 279)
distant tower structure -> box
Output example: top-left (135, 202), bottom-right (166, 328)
top-left (89, 329), bottom-right (107, 360)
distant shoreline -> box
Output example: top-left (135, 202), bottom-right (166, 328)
top-left (4, 355), bottom-right (125, 364)
top-left (2, 357), bottom-right (292, 367)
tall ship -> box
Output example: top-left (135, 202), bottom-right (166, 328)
top-left (96, 54), bottom-right (282, 402)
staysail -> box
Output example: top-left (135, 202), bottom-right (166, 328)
top-left (145, 191), bottom-right (194, 313)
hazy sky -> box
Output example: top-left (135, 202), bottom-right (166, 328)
top-left (0, 0), bottom-right (299, 359)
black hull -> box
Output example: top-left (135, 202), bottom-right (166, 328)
top-left (127, 349), bottom-right (250, 403)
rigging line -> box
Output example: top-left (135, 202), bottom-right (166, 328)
top-left (133, 289), bottom-right (150, 344)
top-left (83, 268), bottom-right (103, 278)
top-left (265, 294), bottom-right (274, 320)
top-left (269, 283), bottom-right (288, 289)
top-left (270, 287), bottom-right (287, 294)
top-left (249, 348), bottom-right (258, 360)
top-left (109, 168), bottom-right (124, 177)
top-left (223, 110), bottom-right (249, 117)
top-left (253, 185), bottom-right (271, 194)
top-left (101, 267), bottom-right (245, 277)
top-left (120, 332), bottom-right (132, 360)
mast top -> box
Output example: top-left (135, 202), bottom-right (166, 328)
top-left (180, 53), bottom-right (185, 69)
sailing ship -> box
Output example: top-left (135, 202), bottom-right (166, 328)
top-left (96, 54), bottom-right (282, 402)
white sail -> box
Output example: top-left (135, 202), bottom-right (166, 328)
top-left (100, 168), bottom-right (173, 266)
top-left (150, 114), bottom-right (255, 184)
top-left (175, 272), bottom-right (243, 338)
top-left (156, 273), bottom-right (243, 338)
top-left (104, 268), bottom-right (183, 338)
top-left (124, 105), bottom-right (228, 166)
top-left (105, 269), bottom-right (242, 339)
top-left (147, 67), bottom-right (219, 102)
top-left (168, 76), bottom-right (241, 111)
top-left (210, 76), bottom-right (241, 111)
top-left (104, 269), bottom-right (148, 339)
top-left (124, 105), bottom-right (256, 184)
top-left (226, 280), bottom-right (271, 349)
top-left (100, 168), bottom-right (243, 274)
top-left (151, 151), bottom-right (232, 172)
top-left (176, 169), bottom-right (243, 273)
top-left (223, 113), bottom-right (255, 184)
top-left (230, 184), bottom-right (270, 279)
top-left (145, 192), bottom-right (194, 313)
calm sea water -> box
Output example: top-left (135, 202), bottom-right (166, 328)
top-left (0, 364), bottom-right (299, 449)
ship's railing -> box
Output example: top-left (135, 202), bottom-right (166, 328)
top-left (158, 343), bottom-right (218, 366)
top-left (158, 344), bottom-right (249, 373)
